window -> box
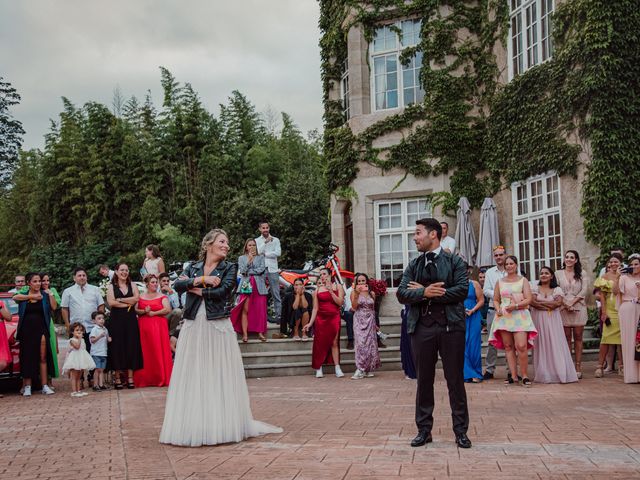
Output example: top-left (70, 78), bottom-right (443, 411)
top-left (340, 59), bottom-right (350, 120)
top-left (371, 19), bottom-right (424, 111)
top-left (509, 0), bottom-right (554, 79)
top-left (512, 172), bottom-right (562, 281)
top-left (375, 198), bottom-right (431, 288)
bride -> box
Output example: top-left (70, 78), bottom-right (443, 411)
top-left (160, 228), bottom-right (282, 447)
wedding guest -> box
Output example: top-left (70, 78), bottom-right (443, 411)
top-left (13, 272), bottom-right (57, 396)
top-left (464, 268), bottom-right (484, 383)
top-left (303, 268), bottom-right (345, 378)
top-left (134, 274), bottom-right (173, 387)
top-left (556, 250), bottom-right (589, 379)
top-left (483, 246), bottom-right (511, 380)
top-left (231, 238), bottom-right (268, 342)
top-left (18, 273), bottom-right (61, 383)
top-left (106, 263), bottom-right (143, 389)
top-left (599, 247), bottom-right (626, 277)
top-left (342, 279), bottom-right (355, 349)
top-left (593, 254), bottom-right (624, 378)
top-left (8, 274), bottom-right (25, 294)
top-left (478, 269), bottom-right (489, 331)
top-left (160, 229), bottom-right (282, 446)
top-left (98, 264), bottom-right (115, 281)
top-left (350, 273), bottom-right (380, 379)
top-left (280, 278), bottom-right (312, 340)
top-left (440, 222), bottom-right (456, 253)
top-left (0, 300), bottom-right (12, 374)
top-left (593, 255), bottom-right (623, 378)
top-left (488, 255), bottom-right (537, 386)
top-left (141, 244), bottom-right (165, 277)
top-left (159, 272), bottom-right (182, 331)
top-left (617, 254), bottom-right (640, 383)
top-left (255, 221), bottom-right (282, 324)
top-left (530, 267), bottom-right (578, 384)
top-left (400, 305), bottom-right (416, 379)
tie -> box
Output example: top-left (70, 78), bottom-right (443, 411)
top-left (424, 252), bottom-right (437, 282)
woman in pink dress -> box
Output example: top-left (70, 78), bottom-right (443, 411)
top-left (303, 268), bottom-right (345, 378)
top-left (617, 254), bottom-right (640, 383)
top-left (350, 273), bottom-right (380, 379)
top-left (231, 239), bottom-right (268, 342)
top-left (555, 250), bottom-right (589, 379)
top-left (0, 300), bottom-right (11, 372)
top-left (134, 274), bottom-right (173, 387)
top-left (530, 267), bottom-right (578, 384)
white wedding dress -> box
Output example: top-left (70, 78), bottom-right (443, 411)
top-left (159, 304), bottom-right (282, 446)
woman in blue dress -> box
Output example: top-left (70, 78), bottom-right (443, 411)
top-left (464, 268), bottom-right (485, 383)
top-left (400, 305), bottom-right (416, 379)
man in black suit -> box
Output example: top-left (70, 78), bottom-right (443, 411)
top-left (397, 218), bottom-right (471, 449)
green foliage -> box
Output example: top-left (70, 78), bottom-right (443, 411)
top-left (320, 0), bottom-right (640, 256)
top-left (0, 70), bottom-right (331, 283)
top-left (0, 76), bottom-right (25, 188)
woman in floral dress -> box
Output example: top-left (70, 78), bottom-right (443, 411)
top-left (350, 273), bottom-right (380, 379)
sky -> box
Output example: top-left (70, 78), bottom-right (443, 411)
top-left (0, 0), bottom-right (324, 150)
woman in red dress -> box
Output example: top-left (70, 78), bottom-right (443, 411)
top-left (134, 274), bottom-right (173, 387)
top-left (303, 268), bottom-right (345, 378)
top-left (0, 300), bottom-right (11, 371)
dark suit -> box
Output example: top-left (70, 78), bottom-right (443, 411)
top-left (396, 249), bottom-right (469, 435)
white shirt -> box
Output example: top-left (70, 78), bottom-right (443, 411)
top-left (89, 325), bottom-right (109, 357)
top-left (61, 283), bottom-right (105, 332)
top-left (483, 265), bottom-right (520, 307)
top-left (441, 236), bottom-right (456, 253)
top-left (343, 286), bottom-right (353, 312)
top-left (255, 235), bottom-right (281, 273)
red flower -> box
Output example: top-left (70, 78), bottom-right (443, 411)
top-left (368, 278), bottom-right (388, 297)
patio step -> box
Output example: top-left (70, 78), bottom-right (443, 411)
top-left (240, 317), bottom-right (600, 378)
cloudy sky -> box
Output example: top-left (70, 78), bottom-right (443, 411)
top-left (1, 0), bottom-right (323, 150)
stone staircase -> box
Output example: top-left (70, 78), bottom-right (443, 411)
top-left (239, 316), bottom-right (600, 378)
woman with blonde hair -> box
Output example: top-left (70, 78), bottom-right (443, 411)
top-left (160, 229), bottom-right (282, 447)
top-left (231, 238), bottom-right (268, 342)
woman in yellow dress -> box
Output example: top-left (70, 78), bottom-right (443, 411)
top-left (593, 255), bottom-right (622, 378)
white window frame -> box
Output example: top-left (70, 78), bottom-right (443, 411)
top-left (374, 198), bottom-right (432, 289)
top-left (369, 19), bottom-right (425, 112)
top-left (508, 0), bottom-right (555, 80)
top-left (511, 172), bottom-right (563, 281)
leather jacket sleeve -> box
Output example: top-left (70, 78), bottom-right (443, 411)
top-left (174, 265), bottom-right (196, 293)
top-left (201, 263), bottom-right (238, 301)
top-left (430, 254), bottom-right (469, 304)
top-left (396, 260), bottom-right (426, 305)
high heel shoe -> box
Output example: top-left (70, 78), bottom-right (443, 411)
top-left (575, 363), bottom-right (582, 379)
top-left (127, 378), bottom-right (135, 389)
top-left (242, 336), bottom-right (248, 343)
top-left (258, 333), bottom-right (267, 342)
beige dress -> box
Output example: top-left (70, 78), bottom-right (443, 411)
top-left (618, 275), bottom-right (640, 383)
top-left (555, 270), bottom-right (589, 327)
top-left (143, 257), bottom-right (162, 276)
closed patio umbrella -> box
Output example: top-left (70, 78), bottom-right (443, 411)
top-left (477, 197), bottom-right (500, 268)
top-left (454, 196), bottom-right (477, 266)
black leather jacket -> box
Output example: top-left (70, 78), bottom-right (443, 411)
top-left (174, 260), bottom-right (238, 321)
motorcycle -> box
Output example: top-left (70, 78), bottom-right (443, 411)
top-left (279, 243), bottom-right (354, 294)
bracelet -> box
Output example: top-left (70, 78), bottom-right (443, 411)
top-left (201, 275), bottom-right (205, 287)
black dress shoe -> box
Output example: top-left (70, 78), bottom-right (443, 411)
top-left (410, 431), bottom-right (432, 447)
top-left (455, 433), bottom-right (472, 448)
top-left (482, 371), bottom-right (494, 380)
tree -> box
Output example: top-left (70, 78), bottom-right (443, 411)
top-left (0, 77), bottom-right (25, 188)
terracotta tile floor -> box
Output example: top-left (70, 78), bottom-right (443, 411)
top-left (1, 361), bottom-right (640, 480)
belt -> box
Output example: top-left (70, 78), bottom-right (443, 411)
top-left (488, 307), bottom-right (495, 311)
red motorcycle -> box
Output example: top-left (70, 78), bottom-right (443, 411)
top-left (279, 243), bottom-right (354, 292)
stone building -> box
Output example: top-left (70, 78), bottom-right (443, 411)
top-left (323, 1), bottom-right (599, 316)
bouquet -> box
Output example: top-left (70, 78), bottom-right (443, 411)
top-left (368, 278), bottom-right (387, 297)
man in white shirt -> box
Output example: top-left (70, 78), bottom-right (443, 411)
top-left (98, 264), bottom-right (115, 281)
top-left (61, 267), bottom-right (105, 339)
top-left (440, 222), bottom-right (456, 254)
top-left (482, 246), bottom-right (509, 380)
top-left (342, 281), bottom-right (355, 350)
top-left (255, 221), bottom-right (282, 324)
top-left (8, 274), bottom-right (25, 294)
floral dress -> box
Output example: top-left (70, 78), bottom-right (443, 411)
top-left (488, 278), bottom-right (538, 350)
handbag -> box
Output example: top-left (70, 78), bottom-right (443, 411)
top-left (635, 323), bottom-right (640, 361)
top-left (239, 278), bottom-right (253, 295)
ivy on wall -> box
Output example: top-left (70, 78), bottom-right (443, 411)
top-left (319, 0), bottom-right (640, 258)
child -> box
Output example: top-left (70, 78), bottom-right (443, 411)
top-left (62, 322), bottom-right (96, 397)
top-left (89, 312), bottom-right (111, 391)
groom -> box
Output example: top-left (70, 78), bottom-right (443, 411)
top-left (397, 218), bottom-right (471, 448)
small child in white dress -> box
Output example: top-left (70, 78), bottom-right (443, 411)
top-left (62, 322), bottom-right (96, 397)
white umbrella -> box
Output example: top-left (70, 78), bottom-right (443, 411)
top-left (477, 197), bottom-right (500, 268)
top-left (454, 197), bottom-right (477, 266)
